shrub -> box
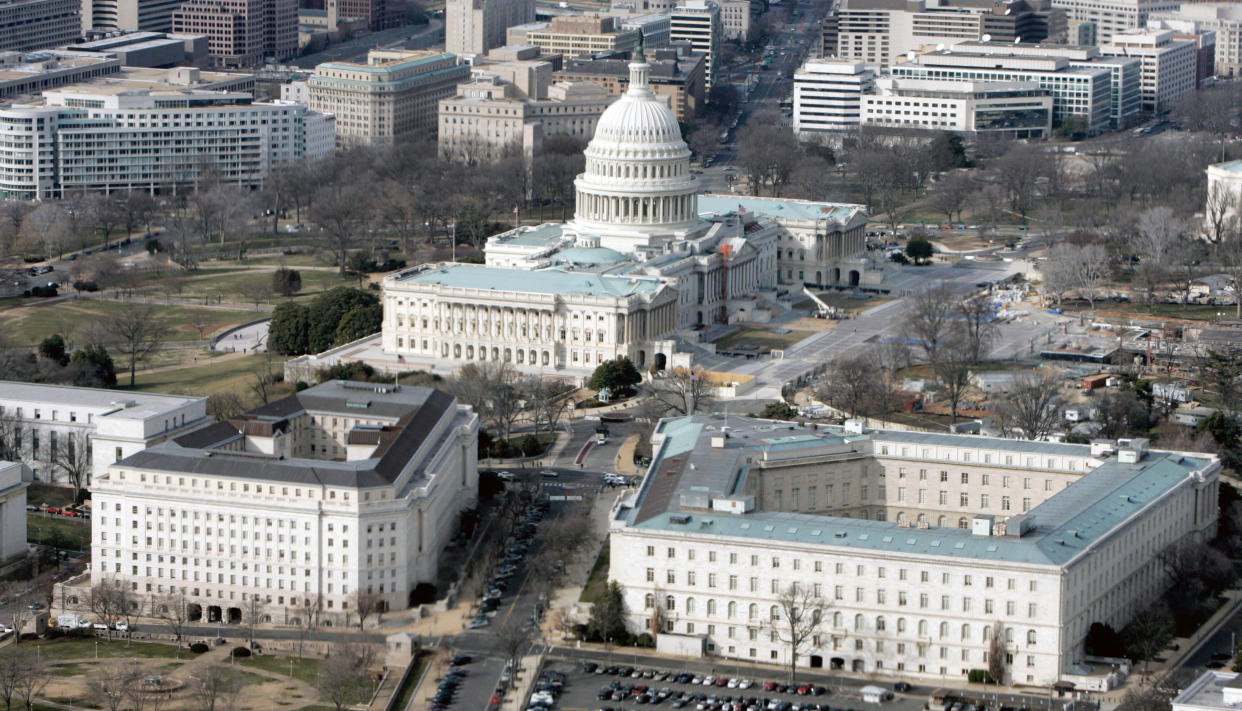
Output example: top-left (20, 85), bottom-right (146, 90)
top-left (190, 642), bottom-right (209, 654)
top-left (44, 627), bottom-right (65, 640)
top-left (636, 633), bottom-right (655, 648)
top-left (519, 434), bottom-right (544, 457)
top-left (966, 669), bottom-right (995, 684)
top-left (231, 646), bottom-right (252, 658)
top-left (72, 280), bottom-right (100, 293)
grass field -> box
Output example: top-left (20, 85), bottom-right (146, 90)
top-left (239, 654), bottom-right (322, 687)
top-left (35, 638), bottom-right (182, 661)
top-left (128, 353), bottom-right (292, 399)
top-left (579, 537), bottom-right (610, 603)
top-left (0, 298), bottom-right (262, 346)
top-left (713, 328), bottom-right (814, 354)
top-left (27, 513), bottom-right (90, 551)
top-left (28, 482), bottom-right (75, 508)
top-left (1059, 301), bottom-right (1237, 322)
top-left (156, 269), bottom-right (357, 306)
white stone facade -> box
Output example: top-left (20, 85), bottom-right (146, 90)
top-left (0, 462), bottom-right (29, 562)
top-left (793, 59), bottom-right (875, 137)
top-left (1101, 29), bottom-right (1197, 112)
top-left (86, 381), bottom-right (478, 624)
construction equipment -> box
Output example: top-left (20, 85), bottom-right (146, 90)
top-left (803, 287), bottom-right (845, 319)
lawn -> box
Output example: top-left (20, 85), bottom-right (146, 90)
top-left (34, 637), bottom-right (182, 661)
top-left (0, 298), bottom-right (262, 346)
top-left (239, 654), bottom-right (322, 687)
top-left (27, 513), bottom-right (90, 551)
top-left (1059, 300), bottom-right (1236, 322)
top-left (579, 536), bottom-right (611, 603)
top-left (390, 653), bottom-right (431, 711)
top-left (162, 269), bottom-right (356, 306)
top-left (27, 482), bottom-right (75, 508)
top-left (128, 353), bottom-right (293, 400)
top-left (713, 327), bottom-right (814, 354)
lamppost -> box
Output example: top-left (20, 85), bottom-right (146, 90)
top-left (95, 640), bottom-right (98, 659)
top-left (290, 659), bottom-right (295, 678)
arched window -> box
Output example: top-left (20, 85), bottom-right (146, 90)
top-left (876, 616), bottom-right (886, 632)
top-left (896, 512), bottom-right (907, 522)
top-left (748, 603), bottom-right (758, 620)
top-left (666, 595), bottom-right (675, 611)
top-left (961, 624), bottom-right (971, 641)
top-left (939, 622), bottom-right (949, 639)
top-left (727, 601), bottom-right (737, 619)
top-left (686, 598), bottom-right (696, 615)
top-left (1027, 630), bottom-right (1037, 645)
top-left (1005, 627), bottom-right (1014, 643)
top-left (917, 513), bottom-right (928, 524)
top-left (770, 605), bottom-right (780, 621)
top-left (897, 618), bottom-right (907, 633)
top-left (983, 625), bottom-right (992, 641)
top-left (833, 611), bottom-right (843, 628)
top-left (854, 614), bottom-right (864, 631)
top-left (938, 515), bottom-right (947, 527)
top-left (812, 609), bottom-right (822, 624)
top-left (958, 517), bottom-right (969, 529)
top-left (918, 620), bottom-right (928, 637)
top-left (644, 594), bottom-right (655, 609)
top-left (707, 599), bottom-right (717, 616)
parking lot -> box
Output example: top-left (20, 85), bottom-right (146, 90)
top-left (526, 659), bottom-right (938, 711)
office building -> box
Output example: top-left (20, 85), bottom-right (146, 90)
top-left (1101, 29), bottom-right (1196, 111)
top-left (446, 0), bottom-right (534, 57)
top-left (720, 0), bottom-right (749, 40)
top-left (824, 0), bottom-right (1050, 70)
top-left (0, 49), bottom-right (121, 101)
top-left (609, 418), bottom-right (1221, 684)
top-left (76, 380), bottom-right (480, 624)
top-left (439, 75), bottom-right (609, 161)
top-left (506, 16), bottom-right (641, 57)
top-left (1151, 5), bottom-right (1239, 76)
top-left (952, 41), bottom-right (1141, 128)
top-left (67, 31), bottom-right (208, 67)
top-left (611, 0), bottom-right (675, 12)
top-left (671, 0), bottom-right (720, 85)
top-left (0, 383), bottom-right (209, 485)
top-left (81, 0), bottom-right (184, 33)
top-left (0, 87), bottom-right (333, 200)
top-left (616, 12), bottom-right (671, 48)
top-left (555, 43), bottom-right (706, 120)
top-left (891, 49), bottom-right (1112, 133)
top-left (0, 0), bottom-right (81, 52)
top-left (1173, 671), bottom-right (1242, 711)
top-left (307, 49), bottom-right (468, 147)
top-left (172, 0), bottom-right (296, 68)
top-left (0, 462), bottom-right (28, 563)
top-left (861, 78), bottom-right (1053, 138)
top-left (337, 0), bottom-right (402, 31)
top-left (1050, 0), bottom-right (1177, 42)
top-left (792, 59), bottom-right (874, 138)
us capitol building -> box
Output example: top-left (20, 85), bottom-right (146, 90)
top-left (295, 50), bottom-right (868, 379)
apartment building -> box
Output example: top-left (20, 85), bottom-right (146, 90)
top-left (1050, 0), bottom-right (1177, 42)
top-left (1101, 29), bottom-right (1196, 111)
top-left (671, 0), bottom-right (720, 85)
top-left (0, 0), bottom-right (81, 52)
top-left (0, 383), bottom-right (209, 485)
top-left (0, 88), bottom-right (333, 200)
top-left (171, 0), bottom-right (296, 68)
top-left (81, 0), bottom-right (185, 32)
top-left (610, 417), bottom-right (1220, 685)
top-left (555, 44), bottom-right (707, 120)
top-left (862, 78), bottom-right (1053, 138)
top-left (792, 59), bottom-right (875, 138)
top-left (446, 0), bottom-right (534, 57)
top-left (507, 16), bottom-right (640, 57)
top-left (953, 41), bottom-right (1141, 128)
top-left (439, 75), bottom-right (609, 161)
top-left (890, 50), bottom-right (1112, 133)
top-left (307, 49), bottom-right (468, 147)
top-left (75, 380), bottom-right (480, 625)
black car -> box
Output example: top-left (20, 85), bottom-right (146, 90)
top-left (893, 683), bottom-right (912, 693)
top-left (450, 655), bottom-right (472, 666)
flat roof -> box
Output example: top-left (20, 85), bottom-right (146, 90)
top-left (624, 415), bottom-right (1214, 568)
top-left (1212, 159), bottom-right (1242, 173)
top-left (391, 263), bottom-right (663, 297)
top-left (699, 194), bottom-right (865, 223)
top-left (0, 381), bottom-right (202, 419)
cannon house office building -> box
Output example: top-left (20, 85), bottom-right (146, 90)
top-left (608, 416), bottom-right (1220, 686)
top-left (77, 380), bottom-right (478, 625)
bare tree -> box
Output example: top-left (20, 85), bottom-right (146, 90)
top-left (90, 577), bottom-right (127, 640)
top-left (1221, 223), bottom-right (1242, 319)
top-left (935, 331), bottom-right (974, 425)
top-left (82, 193), bottom-right (123, 248)
top-left (312, 179), bottom-right (374, 276)
top-left (1203, 181), bottom-right (1237, 248)
top-left (12, 649), bottom-right (47, 711)
top-left (22, 204), bottom-right (73, 259)
top-left (648, 367), bottom-right (714, 416)
top-left (496, 618), bottom-right (534, 674)
top-left (152, 591), bottom-right (191, 650)
top-left (105, 302), bottom-right (170, 387)
top-left (316, 643), bottom-right (377, 711)
top-left (189, 663), bottom-right (243, 711)
top-left (815, 353), bottom-right (895, 419)
top-left (905, 284), bottom-right (957, 367)
top-left (241, 594), bottom-right (264, 651)
top-left (527, 378), bottom-right (572, 438)
top-left (0, 645), bottom-right (32, 711)
top-left (930, 172), bottom-right (974, 224)
top-left (352, 589), bottom-right (383, 631)
top-left (987, 622), bottom-right (1007, 684)
top-left (993, 370), bottom-right (1064, 441)
top-left (294, 596), bottom-right (322, 659)
top-left (1134, 206), bottom-right (1183, 308)
top-left (88, 662), bottom-right (133, 711)
top-left (767, 583), bottom-right (828, 685)
top-left (49, 429), bottom-right (91, 503)
top-left (1074, 242), bottom-right (1111, 311)
top-left (954, 296), bottom-right (998, 364)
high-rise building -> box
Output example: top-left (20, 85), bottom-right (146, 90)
top-left (792, 59), bottom-right (874, 138)
top-left (0, 0), bottom-right (81, 52)
top-left (1150, 5), bottom-right (1234, 77)
top-left (1101, 28), bottom-right (1197, 111)
top-left (171, 0), bottom-right (296, 68)
top-left (506, 15), bottom-right (641, 57)
top-left (307, 49), bottom-right (469, 147)
top-left (1050, 0), bottom-right (1178, 42)
top-left (337, 0), bottom-right (402, 31)
top-left (445, 0), bottom-right (534, 57)
top-left (670, 0), bottom-right (720, 85)
top-left (81, 0), bottom-right (184, 32)
top-left (0, 86), bottom-right (333, 200)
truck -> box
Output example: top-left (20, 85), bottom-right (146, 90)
top-left (57, 614), bottom-right (87, 629)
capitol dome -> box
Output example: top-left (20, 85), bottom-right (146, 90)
top-left (568, 46), bottom-right (700, 251)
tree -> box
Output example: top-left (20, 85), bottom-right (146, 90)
top-left (268, 303), bottom-right (311, 355)
top-left (49, 429), bottom-right (92, 503)
top-left (1117, 682), bottom-right (1175, 711)
top-left (1134, 206), bottom-right (1182, 308)
top-left (934, 333), bottom-right (974, 424)
top-left (0, 646), bottom-right (31, 711)
top-left (496, 617), bottom-right (533, 674)
top-left (22, 204), bottom-right (72, 259)
top-left (335, 304), bottom-right (382, 344)
top-left (987, 622), bottom-right (1007, 685)
top-left (527, 378), bottom-right (572, 438)
top-left (815, 354), bottom-right (895, 420)
top-left (241, 595), bottom-right (264, 651)
top-left (152, 591), bottom-right (191, 650)
top-left (1222, 222), bottom-right (1242, 319)
top-left (758, 401), bottom-right (798, 420)
top-left (648, 367), bottom-right (714, 416)
top-left (352, 589), bottom-right (383, 631)
top-left (38, 335), bottom-right (69, 367)
top-left (312, 180), bottom-right (374, 276)
top-left (307, 288), bottom-right (380, 354)
top-left (88, 663), bottom-right (132, 711)
top-left (768, 583), bottom-right (828, 685)
top-left (953, 296), bottom-right (997, 364)
top-left (587, 581), bottom-right (627, 643)
top-left (1122, 600), bottom-right (1174, 678)
top-left (316, 643), bottom-right (377, 711)
top-left (1203, 181), bottom-right (1237, 248)
top-left (105, 302), bottom-right (169, 387)
top-left (82, 193), bottom-right (123, 248)
top-left (90, 577), bottom-right (127, 640)
top-left (905, 235), bottom-right (934, 265)
top-left (67, 344), bottom-right (117, 388)
top-left (272, 267), bottom-right (302, 297)
top-left (189, 663), bottom-right (243, 711)
top-left (10, 647), bottom-right (47, 711)
top-left (993, 370), bottom-right (1063, 441)
top-left (294, 596), bottom-right (322, 659)
top-left (588, 357), bottom-right (642, 393)
top-left (930, 172), bottom-right (973, 223)
top-left (904, 284), bottom-right (957, 367)
top-left (1200, 348), bottom-right (1242, 416)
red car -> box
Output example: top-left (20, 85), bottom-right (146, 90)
top-left (61, 510), bottom-right (79, 517)
top-left (44, 507), bottom-right (62, 515)
top-left (764, 682), bottom-right (778, 692)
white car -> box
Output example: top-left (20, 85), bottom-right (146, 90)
top-left (540, 469), bottom-right (559, 478)
top-left (92, 622), bottom-right (108, 630)
top-left (0, 623), bottom-right (12, 634)
top-left (739, 680), bottom-right (754, 690)
top-left (497, 471), bottom-right (517, 482)
top-left (727, 678), bottom-right (740, 689)
top-left (114, 622), bottom-right (129, 632)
